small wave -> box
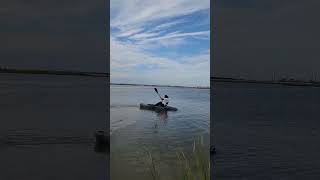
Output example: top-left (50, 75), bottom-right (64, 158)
top-left (110, 119), bottom-right (137, 134)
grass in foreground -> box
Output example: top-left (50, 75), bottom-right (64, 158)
top-left (145, 136), bottom-right (210, 180)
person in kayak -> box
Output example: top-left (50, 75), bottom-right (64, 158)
top-left (155, 95), bottom-right (169, 107)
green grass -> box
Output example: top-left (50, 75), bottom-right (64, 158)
top-left (146, 150), bottom-right (161, 180)
top-left (145, 136), bottom-right (210, 180)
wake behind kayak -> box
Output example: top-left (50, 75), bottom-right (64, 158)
top-left (140, 103), bottom-right (178, 111)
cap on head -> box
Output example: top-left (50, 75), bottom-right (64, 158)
top-left (164, 95), bottom-right (168, 98)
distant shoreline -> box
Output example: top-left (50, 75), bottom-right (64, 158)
top-left (0, 68), bottom-right (108, 77)
top-left (212, 77), bottom-right (320, 87)
top-left (111, 83), bottom-right (210, 89)
top-left (2, 68), bottom-right (318, 87)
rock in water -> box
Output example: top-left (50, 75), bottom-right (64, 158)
top-left (94, 130), bottom-right (109, 153)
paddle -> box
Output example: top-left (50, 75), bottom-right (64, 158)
top-left (154, 88), bottom-right (162, 100)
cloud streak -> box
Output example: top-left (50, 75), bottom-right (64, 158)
top-left (111, 0), bottom-right (210, 86)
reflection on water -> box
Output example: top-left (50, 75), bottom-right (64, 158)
top-left (111, 85), bottom-right (209, 180)
top-left (153, 111), bottom-right (168, 133)
top-left (156, 111), bottom-right (168, 121)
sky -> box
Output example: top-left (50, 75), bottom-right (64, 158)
top-left (4, 0), bottom-right (319, 82)
top-left (110, 0), bottom-right (210, 87)
top-left (214, 0), bottom-right (320, 81)
top-left (0, 0), bottom-right (107, 72)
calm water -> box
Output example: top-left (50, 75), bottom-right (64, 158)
top-left (213, 82), bottom-right (320, 179)
top-left (110, 85), bottom-right (210, 180)
top-left (0, 73), bottom-right (107, 180)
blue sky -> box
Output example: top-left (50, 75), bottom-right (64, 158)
top-left (110, 0), bottom-right (210, 87)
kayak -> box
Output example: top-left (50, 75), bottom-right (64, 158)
top-left (140, 103), bottom-right (178, 111)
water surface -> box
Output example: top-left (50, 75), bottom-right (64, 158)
top-left (213, 82), bottom-right (320, 179)
top-left (0, 73), bottom-right (107, 180)
top-left (111, 85), bottom-right (210, 180)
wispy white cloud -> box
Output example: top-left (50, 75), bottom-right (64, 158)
top-left (111, 0), bottom-right (209, 28)
top-left (129, 31), bottom-right (163, 41)
top-left (111, 0), bottom-right (210, 86)
top-left (138, 31), bottom-right (210, 44)
top-left (111, 0), bottom-right (210, 47)
top-left (115, 27), bottom-right (144, 38)
top-left (151, 19), bottom-right (186, 32)
top-left (110, 37), bottom-right (210, 86)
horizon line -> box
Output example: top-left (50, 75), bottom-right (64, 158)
top-left (110, 82), bottom-right (210, 89)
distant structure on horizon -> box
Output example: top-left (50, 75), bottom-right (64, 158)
top-left (213, 72), bottom-right (319, 84)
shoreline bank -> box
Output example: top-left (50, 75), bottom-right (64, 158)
top-left (0, 69), bottom-right (108, 77)
top-left (211, 77), bottom-right (320, 87)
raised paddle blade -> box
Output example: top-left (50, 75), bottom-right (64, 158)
top-left (154, 88), bottom-right (161, 99)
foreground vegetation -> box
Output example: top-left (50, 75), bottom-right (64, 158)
top-left (145, 136), bottom-right (210, 180)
